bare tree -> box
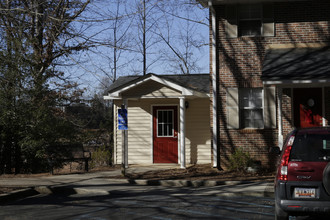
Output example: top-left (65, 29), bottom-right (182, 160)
top-left (65, 0), bottom-right (208, 95)
top-left (132, 0), bottom-right (163, 75)
top-left (85, 0), bottom-right (135, 84)
top-left (155, 0), bottom-right (208, 74)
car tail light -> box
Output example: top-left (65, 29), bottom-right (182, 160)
top-left (288, 205), bottom-right (301, 208)
top-left (279, 135), bottom-right (295, 181)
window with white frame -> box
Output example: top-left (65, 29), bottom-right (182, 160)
top-left (157, 110), bottom-right (174, 137)
top-left (240, 88), bottom-right (264, 128)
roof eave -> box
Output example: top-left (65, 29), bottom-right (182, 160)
top-left (263, 78), bottom-right (330, 86)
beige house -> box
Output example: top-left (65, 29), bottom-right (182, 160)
top-left (104, 73), bottom-right (211, 168)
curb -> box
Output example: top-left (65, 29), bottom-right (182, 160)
top-left (128, 179), bottom-right (254, 187)
top-left (0, 188), bottom-right (39, 205)
top-left (34, 186), bottom-right (110, 196)
top-left (0, 186), bottom-right (111, 205)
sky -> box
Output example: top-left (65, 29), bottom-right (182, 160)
top-left (60, 0), bottom-right (210, 98)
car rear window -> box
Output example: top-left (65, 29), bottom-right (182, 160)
top-left (290, 133), bottom-right (330, 162)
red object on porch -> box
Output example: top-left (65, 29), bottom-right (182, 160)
top-left (294, 88), bottom-right (323, 128)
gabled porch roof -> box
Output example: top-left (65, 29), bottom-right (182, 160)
top-left (104, 73), bottom-right (210, 99)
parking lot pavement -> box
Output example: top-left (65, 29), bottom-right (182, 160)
top-left (0, 184), bottom-right (275, 220)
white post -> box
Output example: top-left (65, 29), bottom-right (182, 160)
top-left (277, 87), bottom-right (283, 150)
top-left (180, 97), bottom-right (186, 169)
top-left (209, 0), bottom-right (218, 168)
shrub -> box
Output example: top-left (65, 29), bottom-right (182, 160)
top-left (228, 147), bottom-right (253, 172)
top-left (90, 145), bottom-right (111, 169)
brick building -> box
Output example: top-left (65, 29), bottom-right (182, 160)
top-left (199, 0), bottom-right (330, 170)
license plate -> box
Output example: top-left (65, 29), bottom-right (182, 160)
top-left (294, 188), bottom-right (316, 198)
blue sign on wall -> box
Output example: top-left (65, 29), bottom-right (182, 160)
top-left (118, 109), bottom-right (128, 130)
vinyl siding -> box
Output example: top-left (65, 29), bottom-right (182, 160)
top-left (123, 80), bottom-right (181, 98)
top-left (114, 99), bottom-right (154, 164)
top-left (185, 98), bottom-right (211, 164)
top-left (127, 102), bottom-right (151, 164)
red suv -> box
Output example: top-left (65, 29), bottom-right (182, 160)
top-left (275, 127), bottom-right (330, 220)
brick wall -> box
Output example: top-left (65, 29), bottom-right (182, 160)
top-left (212, 1), bottom-right (330, 170)
top-left (282, 88), bottom-right (293, 136)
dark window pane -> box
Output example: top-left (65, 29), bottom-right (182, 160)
top-left (291, 134), bottom-right (330, 162)
top-left (168, 124), bottom-right (173, 136)
top-left (164, 111), bottom-right (168, 123)
top-left (244, 119), bottom-right (252, 128)
top-left (241, 110), bottom-right (251, 128)
top-left (165, 124), bottom-right (169, 136)
top-left (243, 97), bottom-right (249, 108)
top-left (239, 20), bottom-right (261, 36)
top-left (254, 109), bottom-right (263, 120)
top-left (253, 89), bottom-right (263, 107)
top-left (255, 119), bottom-right (264, 128)
top-left (158, 124), bottom-right (163, 136)
top-left (158, 111), bottom-right (163, 123)
top-left (168, 111), bottom-right (173, 123)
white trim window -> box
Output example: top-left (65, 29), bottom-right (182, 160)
top-left (226, 87), bottom-right (275, 129)
top-left (157, 110), bottom-right (174, 137)
top-left (240, 88), bottom-right (264, 129)
top-left (225, 3), bottom-right (274, 38)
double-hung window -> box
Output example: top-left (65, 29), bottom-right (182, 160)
top-left (225, 3), bottom-right (274, 38)
top-left (238, 4), bottom-right (262, 36)
top-left (226, 87), bottom-right (276, 129)
top-left (240, 88), bottom-right (264, 129)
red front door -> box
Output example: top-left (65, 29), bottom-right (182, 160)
top-left (153, 106), bottom-right (178, 163)
top-left (293, 88), bottom-right (323, 128)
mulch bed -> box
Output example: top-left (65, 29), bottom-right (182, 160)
top-left (115, 164), bottom-right (276, 182)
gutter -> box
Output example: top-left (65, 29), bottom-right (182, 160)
top-left (209, 0), bottom-right (218, 168)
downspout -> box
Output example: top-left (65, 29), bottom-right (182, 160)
top-left (209, 0), bottom-right (218, 168)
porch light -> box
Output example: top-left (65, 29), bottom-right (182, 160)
top-left (185, 101), bottom-right (189, 109)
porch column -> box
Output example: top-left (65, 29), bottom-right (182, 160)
top-left (277, 87), bottom-right (284, 150)
top-left (179, 97), bottom-right (186, 168)
top-left (209, 0), bottom-right (218, 168)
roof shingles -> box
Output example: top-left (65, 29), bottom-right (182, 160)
top-left (108, 73), bottom-right (210, 94)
